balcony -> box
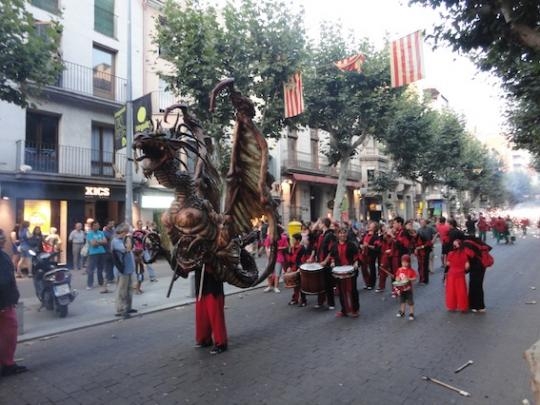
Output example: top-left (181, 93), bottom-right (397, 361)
top-left (282, 151), bottom-right (362, 181)
top-left (17, 141), bottom-right (126, 179)
top-left (51, 60), bottom-right (127, 104)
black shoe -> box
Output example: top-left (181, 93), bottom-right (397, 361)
top-left (210, 345), bottom-right (227, 355)
top-left (194, 341), bottom-right (213, 348)
top-left (123, 313), bottom-right (131, 319)
top-left (128, 309), bottom-right (138, 313)
top-left (114, 313), bottom-right (122, 317)
top-left (1, 364), bottom-right (28, 376)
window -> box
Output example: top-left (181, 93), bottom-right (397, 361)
top-left (25, 111), bottom-right (59, 173)
top-left (94, 0), bottom-right (116, 38)
top-left (30, 0), bottom-right (59, 14)
top-left (91, 124), bottom-right (115, 177)
top-left (93, 45), bottom-right (116, 99)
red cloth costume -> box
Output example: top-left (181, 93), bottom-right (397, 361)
top-left (378, 235), bottom-right (393, 290)
top-left (287, 244), bottom-right (309, 304)
top-left (445, 249), bottom-right (470, 311)
top-left (360, 232), bottom-right (380, 288)
top-left (414, 234), bottom-right (432, 284)
top-left (194, 266), bottom-right (227, 349)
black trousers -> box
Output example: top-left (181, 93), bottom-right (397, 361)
top-left (468, 269), bottom-right (486, 310)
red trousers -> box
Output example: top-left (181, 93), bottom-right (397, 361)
top-left (195, 294), bottom-right (227, 347)
top-left (445, 273), bottom-right (469, 311)
top-left (0, 307), bottom-right (18, 367)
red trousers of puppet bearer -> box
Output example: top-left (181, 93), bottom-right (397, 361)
top-left (445, 273), bottom-right (469, 311)
top-left (0, 307), bottom-right (18, 367)
top-left (195, 293), bottom-right (227, 347)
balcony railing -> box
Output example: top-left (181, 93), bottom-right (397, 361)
top-left (151, 91), bottom-right (180, 113)
top-left (17, 141), bottom-right (126, 179)
top-left (282, 151), bottom-right (362, 181)
top-left (53, 60), bottom-right (127, 104)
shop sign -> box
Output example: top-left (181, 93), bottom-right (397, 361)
top-left (85, 186), bottom-right (111, 198)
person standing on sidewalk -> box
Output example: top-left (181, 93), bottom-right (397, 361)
top-left (0, 229), bottom-right (28, 377)
top-left (102, 220), bottom-right (116, 285)
top-left (111, 223), bottom-right (136, 319)
top-left (86, 221), bottom-right (109, 292)
top-left (68, 222), bottom-right (85, 271)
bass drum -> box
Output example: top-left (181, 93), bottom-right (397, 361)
top-left (332, 265), bottom-right (355, 279)
top-left (299, 263), bottom-right (326, 295)
top-left (283, 271), bottom-right (300, 288)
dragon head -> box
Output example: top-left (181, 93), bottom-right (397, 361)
top-left (133, 132), bottom-right (180, 178)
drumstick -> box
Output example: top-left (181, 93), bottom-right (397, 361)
top-left (379, 266), bottom-right (394, 279)
top-left (422, 376), bottom-right (471, 397)
top-left (454, 360), bottom-right (473, 373)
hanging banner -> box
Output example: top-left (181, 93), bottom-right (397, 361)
top-left (114, 93), bottom-right (153, 150)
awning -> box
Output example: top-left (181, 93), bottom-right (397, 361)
top-left (291, 173), bottom-right (361, 188)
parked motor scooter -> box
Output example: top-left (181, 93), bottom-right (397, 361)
top-left (30, 250), bottom-right (77, 318)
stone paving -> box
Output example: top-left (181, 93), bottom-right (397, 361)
top-left (1, 233), bottom-right (539, 404)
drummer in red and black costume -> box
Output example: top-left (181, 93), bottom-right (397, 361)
top-left (326, 227), bottom-right (360, 317)
top-left (389, 217), bottom-right (413, 275)
top-left (360, 221), bottom-right (381, 290)
top-left (415, 218), bottom-right (435, 285)
top-left (309, 218), bottom-right (336, 310)
top-left (376, 224), bottom-right (393, 293)
top-left (286, 233), bottom-right (310, 307)
top-left (194, 264), bottom-right (228, 355)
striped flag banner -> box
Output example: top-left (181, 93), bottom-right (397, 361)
top-left (334, 53), bottom-right (366, 73)
top-left (283, 72), bottom-right (304, 119)
top-left (390, 31), bottom-right (425, 88)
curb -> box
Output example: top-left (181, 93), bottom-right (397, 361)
top-left (17, 285), bottom-right (263, 343)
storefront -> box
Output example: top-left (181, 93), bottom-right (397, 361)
top-left (0, 179), bottom-right (125, 264)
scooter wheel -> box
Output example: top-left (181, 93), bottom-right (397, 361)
top-left (57, 305), bottom-right (68, 318)
top-left (43, 290), bottom-right (54, 311)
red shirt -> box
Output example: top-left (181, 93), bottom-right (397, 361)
top-left (436, 223), bottom-right (450, 243)
top-left (395, 266), bottom-right (417, 283)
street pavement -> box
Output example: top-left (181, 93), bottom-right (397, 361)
top-left (1, 230), bottom-right (540, 404)
top-left (15, 256), bottom-right (265, 342)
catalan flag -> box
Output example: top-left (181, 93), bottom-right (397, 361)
top-left (283, 72), bottom-right (304, 119)
top-left (334, 54), bottom-right (366, 73)
top-left (390, 31), bottom-right (425, 88)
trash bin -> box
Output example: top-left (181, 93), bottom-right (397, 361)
top-left (288, 221), bottom-right (302, 244)
top-left (16, 301), bottom-right (24, 335)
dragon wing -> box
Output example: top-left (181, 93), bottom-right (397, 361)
top-left (210, 78), bottom-right (279, 285)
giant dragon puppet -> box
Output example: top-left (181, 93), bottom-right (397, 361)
top-left (132, 78), bottom-right (279, 354)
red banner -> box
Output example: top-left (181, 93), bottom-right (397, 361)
top-left (390, 31), bottom-right (425, 88)
top-left (283, 72), bottom-right (304, 119)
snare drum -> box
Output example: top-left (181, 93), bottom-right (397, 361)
top-left (332, 265), bottom-right (355, 279)
top-left (392, 279), bottom-right (411, 292)
top-left (299, 263), bottom-right (326, 295)
top-left (283, 271), bottom-right (300, 288)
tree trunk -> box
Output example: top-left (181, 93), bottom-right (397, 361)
top-left (332, 154), bottom-right (351, 221)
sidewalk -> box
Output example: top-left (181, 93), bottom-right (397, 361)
top-left (15, 255), bottom-right (268, 343)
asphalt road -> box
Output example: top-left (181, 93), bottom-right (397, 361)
top-left (1, 231), bottom-right (539, 404)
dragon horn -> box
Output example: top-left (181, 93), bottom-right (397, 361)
top-left (163, 103), bottom-right (189, 124)
top-left (209, 78), bottom-right (235, 113)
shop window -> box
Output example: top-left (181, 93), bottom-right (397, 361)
top-left (25, 111), bottom-right (59, 173)
top-left (94, 0), bottom-right (116, 38)
top-left (93, 45), bottom-right (116, 99)
top-left (30, 0), bottom-right (59, 14)
top-left (91, 124), bottom-right (114, 177)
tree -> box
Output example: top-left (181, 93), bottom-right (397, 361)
top-left (0, 0), bottom-right (63, 107)
top-left (408, 0), bottom-right (540, 162)
top-left (303, 24), bottom-right (403, 220)
top-left (155, 0), bottom-right (308, 146)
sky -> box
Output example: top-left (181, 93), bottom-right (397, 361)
top-left (293, 0), bottom-right (507, 139)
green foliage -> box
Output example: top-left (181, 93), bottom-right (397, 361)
top-left (304, 25), bottom-right (402, 164)
top-left (155, 0), bottom-right (308, 141)
top-left (408, 0), bottom-right (540, 163)
top-left (0, 0), bottom-right (63, 107)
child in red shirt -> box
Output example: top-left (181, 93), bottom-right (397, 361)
top-left (394, 254), bottom-right (417, 320)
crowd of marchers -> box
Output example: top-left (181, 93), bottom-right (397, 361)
top-left (254, 211), bottom-right (535, 319)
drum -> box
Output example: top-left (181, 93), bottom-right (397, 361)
top-left (283, 271), bottom-right (300, 288)
top-left (332, 265), bottom-right (355, 280)
top-left (392, 279), bottom-right (411, 293)
top-left (299, 263), bottom-right (326, 295)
